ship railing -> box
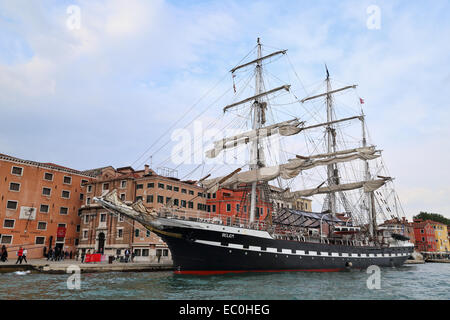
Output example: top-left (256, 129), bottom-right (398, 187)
top-left (156, 208), bottom-right (270, 231)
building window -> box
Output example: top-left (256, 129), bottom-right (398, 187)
top-left (189, 190), bottom-right (194, 195)
top-left (146, 230), bottom-right (150, 237)
top-left (44, 172), bottom-right (53, 181)
top-left (42, 187), bottom-right (51, 196)
top-left (158, 183), bottom-right (164, 189)
top-left (3, 219), bottom-right (15, 228)
top-left (212, 205), bottom-right (216, 212)
top-left (157, 195), bottom-right (164, 204)
top-left (76, 225), bottom-right (80, 232)
top-left (6, 200), bottom-right (18, 210)
top-left (11, 166), bottom-right (23, 176)
top-left (120, 193), bottom-right (126, 201)
top-left (63, 176), bottom-right (72, 185)
top-left (82, 230), bottom-right (88, 239)
top-left (87, 185), bottom-right (93, 193)
top-left (60, 207), bottom-right (68, 215)
top-left (181, 188), bottom-right (187, 194)
top-left (174, 187), bottom-right (179, 192)
top-left (1, 235), bottom-right (13, 244)
top-left (103, 183), bottom-right (109, 190)
top-left (166, 197), bottom-right (172, 204)
top-left (117, 228), bottom-right (123, 239)
top-left (120, 180), bottom-right (127, 188)
top-left (118, 214), bottom-right (124, 222)
top-left (181, 200), bottom-right (186, 208)
top-left (173, 199), bottom-right (179, 206)
top-left (136, 196), bottom-right (143, 201)
top-left (212, 193), bottom-right (216, 199)
top-left (134, 249), bottom-right (141, 256)
top-left (198, 192), bottom-right (203, 197)
top-left (61, 190), bottom-right (70, 199)
top-left (81, 179), bottom-right (88, 185)
top-left (226, 203), bottom-right (231, 212)
top-left (84, 215), bottom-right (89, 224)
top-left (35, 237), bottom-right (45, 245)
top-left (9, 182), bottom-right (20, 192)
top-left (236, 204), bottom-right (240, 212)
top-left (100, 214), bottom-right (107, 222)
top-left (135, 229), bottom-right (140, 237)
top-left (40, 204), bottom-right (49, 213)
top-left (136, 184), bottom-right (143, 190)
top-left (80, 193), bottom-right (84, 200)
top-left (37, 221), bottom-right (47, 230)
top-left (86, 197), bottom-right (91, 205)
top-left (147, 183), bottom-right (154, 188)
top-left (147, 195), bottom-right (154, 203)
top-left (142, 249), bottom-right (149, 256)
top-left (163, 249), bottom-right (169, 256)
top-left (188, 201), bottom-right (193, 209)
top-left (167, 185), bottom-right (172, 190)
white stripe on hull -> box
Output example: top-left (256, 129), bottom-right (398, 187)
top-left (194, 239), bottom-right (411, 258)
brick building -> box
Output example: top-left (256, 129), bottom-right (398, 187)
top-left (78, 165), bottom-right (207, 262)
top-left (0, 153), bottom-right (92, 258)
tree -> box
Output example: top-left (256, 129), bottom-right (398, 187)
top-left (413, 212), bottom-right (450, 226)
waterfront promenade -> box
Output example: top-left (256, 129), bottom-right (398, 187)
top-left (0, 259), bottom-right (174, 274)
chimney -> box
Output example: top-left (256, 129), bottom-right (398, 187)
top-left (144, 164), bottom-right (149, 175)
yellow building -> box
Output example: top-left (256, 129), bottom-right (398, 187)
top-left (431, 222), bottom-right (450, 252)
top-left (294, 197), bottom-right (312, 212)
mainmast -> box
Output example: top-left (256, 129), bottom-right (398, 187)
top-left (249, 38), bottom-right (264, 223)
top-left (361, 108), bottom-right (377, 238)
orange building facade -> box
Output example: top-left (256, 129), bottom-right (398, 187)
top-left (78, 165), bottom-right (207, 262)
top-left (0, 154), bottom-right (93, 259)
top-left (205, 186), bottom-right (273, 226)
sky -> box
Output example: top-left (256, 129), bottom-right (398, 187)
top-left (1, 0), bottom-right (449, 220)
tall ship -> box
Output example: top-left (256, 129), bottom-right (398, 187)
top-left (95, 39), bottom-right (414, 274)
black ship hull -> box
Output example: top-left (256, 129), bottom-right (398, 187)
top-left (151, 218), bottom-right (414, 275)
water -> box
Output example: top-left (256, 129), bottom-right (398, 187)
top-left (0, 263), bottom-right (448, 300)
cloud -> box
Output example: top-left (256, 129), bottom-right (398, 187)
top-left (1, 0), bottom-right (450, 219)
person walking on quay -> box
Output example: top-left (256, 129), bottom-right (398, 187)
top-left (15, 247), bottom-right (23, 264)
top-left (1, 245), bottom-right (8, 262)
top-left (81, 250), bottom-right (85, 263)
top-left (125, 248), bottom-right (130, 263)
top-left (22, 248), bottom-right (28, 264)
top-left (47, 247), bottom-right (53, 261)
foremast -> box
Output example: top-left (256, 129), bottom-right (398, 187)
top-left (325, 66), bottom-right (338, 216)
top-left (249, 38), bottom-right (264, 223)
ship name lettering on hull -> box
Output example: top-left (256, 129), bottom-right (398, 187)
top-left (222, 233), bottom-right (235, 238)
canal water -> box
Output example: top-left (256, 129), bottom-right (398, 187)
top-left (0, 263), bottom-right (448, 300)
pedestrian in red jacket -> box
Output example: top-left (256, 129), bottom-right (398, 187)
top-left (15, 247), bottom-right (23, 264)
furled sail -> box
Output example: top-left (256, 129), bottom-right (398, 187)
top-left (205, 119), bottom-right (303, 158)
top-left (202, 147), bottom-right (381, 191)
top-left (284, 178), bottom-right (390, 198)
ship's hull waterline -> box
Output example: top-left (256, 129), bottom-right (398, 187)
top-left (146, 217), bottom-right (414, 275)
